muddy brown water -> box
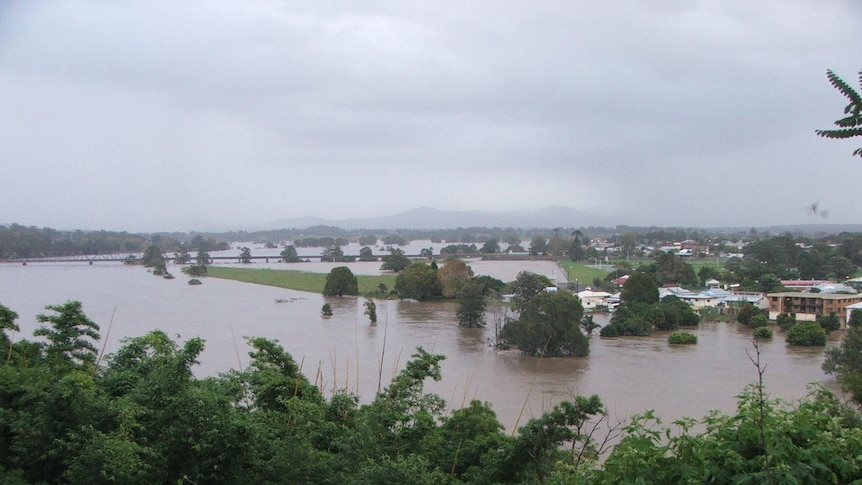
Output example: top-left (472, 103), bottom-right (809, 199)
top-left (0, 260), bottom-right (842, 432)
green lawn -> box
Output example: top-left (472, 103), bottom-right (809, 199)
top-left (557, 261), bottom-right (613, 287)
top-left (205, 267), bottom-right (397, 295)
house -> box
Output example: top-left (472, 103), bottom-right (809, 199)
top-left (846, 277), bottom-right (862, 291)
top-left (767, 291), bottom-right (862, 325)
top-left (780, 279), bottom-right (830, 291)
top-left (576, 289), bottom-right (613, 310)
top-left (813, 282), bottom-right (858, 294)
top-left (611, 274), bottom-right (629, 287)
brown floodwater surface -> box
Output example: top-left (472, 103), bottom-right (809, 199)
top-left (0, 261), bottom-right (842, 432)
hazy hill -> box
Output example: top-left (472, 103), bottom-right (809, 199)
top-left (259, 206), bottom-right (610, 231)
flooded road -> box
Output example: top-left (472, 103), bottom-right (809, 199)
top-left (0, 259), bottom-right (841, 432)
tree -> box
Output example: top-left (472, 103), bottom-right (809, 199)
top-left (786, 321), bottom-right (827, 346)
top-left (280, 244), bottom-right (301, 262)
top-left (380, 247), bottom-right (410, 272)
top-left (849, 309), bottom-right (862, 329)
top-left (817, 311), bottom-right (842, 333)
top-left (509, 271), bottom-right (553, 310)
top-left (437, 259), bottom-right (474, 298)
top-left (570, 229), bottom-right (587, 261)
top-left (239, 246), bottom-right (252, 264)
top-left (501, 291), bottom-right (588, 357)
top-left (816, 69), bottom-right (862, 157)
top-left (698, 265), bottom-right (720, 287)
top-left (395, 263), bottom-right (442, 301)
top-left (141, 244), bottom-right (166, 270)
top-left (581, 314), bottom-right (600, 335)
top-left (34, 300), bottom-right (100, 368)
top-left (823, 327), bottom-right (862, 405)
top-left (620, 271), bottom-right (659, 306)
top-left (364, 299), bottom-right (377, 323)
top-left (173, 244), bottom-right (191, 264)
top-left (358, 246), bottom-right (376, 261)
top-left (776, 311), bottom-right (796, 330)
top-left (480, 239), bottom-right (500, 254)
top-left (321, 303), bottom-right (333, 316)
top-left (593, 384), bottom-right (862, 484)
top-left (321, 244), bottom-right (344, 262)
top-left (0, 302), bottom-right (19, 335)
top-left (529, 236), bottom-right (547, 256)
top-left (195, 247), bottom-right (210, 266)
top-left (323, 266), bottom-right (358, 296)
top-left (747, 313), bottom-right (769, 329)
top-left (736, 302), bottom-right (757, 326)
top-left (757, 273), bottom-right (783, 293)
top-left (619, 232), bottom-right (637, 257)
top-left (456, 279), bottom-right (486, 328)
top-left (652, 251), bottom-right (697, 287)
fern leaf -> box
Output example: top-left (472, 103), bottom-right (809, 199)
top-left (816, 127), bottom-right (862, 140)
top-left (826, 69), bottom-right (862, 107)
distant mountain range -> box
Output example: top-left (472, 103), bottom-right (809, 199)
top-left (250, 207), bottom-right (862, 236)
top-left (257, 206), bottom-right (613, 231)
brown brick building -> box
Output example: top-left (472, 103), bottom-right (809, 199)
top-left (768, 292), bottom-right (862, 326)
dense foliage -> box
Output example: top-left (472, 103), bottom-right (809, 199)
top-left (753, 326), bottom-right (773, 339)
top-left (455, 279), bottom-right (487, 328)
top-left (601, 276), bottom-right (699, 336)
top-left (824, 327), bottom-right (862, 406)
top-left (0, 224), bottom-right (149, 258)
top-left (380, 247), bottom-right (411, 272)
top-left (667, 331), bottom-right (697, 344)
top-left (2, 302), bottom-right (862, 484)
top-left (323, 266), bottom-right (359, 296)
top-left (501, 290), bottom-right (588, 357)
top-left (395, 262), bottom-right (443, 301)
top-left (786, 321), bottom-right (827, 346)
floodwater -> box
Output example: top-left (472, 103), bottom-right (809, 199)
top-left (0, 255), bottom-right (843, 432)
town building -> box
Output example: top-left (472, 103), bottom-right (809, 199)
top-left (767, 291), bottom-right (862, 325)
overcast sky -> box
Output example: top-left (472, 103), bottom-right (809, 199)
top-left (1, 1), bottom-right (860, 232)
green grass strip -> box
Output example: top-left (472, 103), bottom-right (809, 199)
top-left (557, 261), bottom-right (613, 287)
top-left (206, 266), bottom-right (397, 295)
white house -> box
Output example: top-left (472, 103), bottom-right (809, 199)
top-left (576, 289), bottom-right (613, 310)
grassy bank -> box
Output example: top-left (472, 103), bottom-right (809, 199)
top-left (206, 267), bottom-right (398, 295)
top-left (558, 261), bottom-right (613, 286)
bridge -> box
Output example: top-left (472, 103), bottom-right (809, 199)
top-left (0, 253), bottom-right (425, 265)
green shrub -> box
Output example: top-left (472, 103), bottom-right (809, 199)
top-left (188, 279), bottom-right (202, 285)
top-left (776, 311), bottom-right (796, 330)
top-left (668, 332), bottom-right (697, 345)
top-left (321, 303), bottom-right (333, 317)
top-left (753, 326), bottom-right (773, 339)
top-left (817, 312), bottom-right (842, 333)
top-left (747, 314), bottom-right (769, 328)
top-left (599, 324), bottom-right (619, 337)
top-left (786, 322), bottom-right (827, 346)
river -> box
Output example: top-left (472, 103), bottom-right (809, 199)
top-left (0, 256), bottom-right (843, 433)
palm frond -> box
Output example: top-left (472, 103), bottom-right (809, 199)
top-left (834, 114), bottom-right (861, 128)
top-left (816, 127), bottom-right (862, 140)
top-left (818, 69), bottom-right (862, 157)
top-left (826, 69), bottom-right (862, 108)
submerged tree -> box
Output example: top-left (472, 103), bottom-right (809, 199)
top-left (501, 290), bottom-right (588, 357)
top-left (364, 299), bottom-right (377, 323)
top-left (323, 266), bottom-right (358, 296)
top-left (456, 279), bottom-right (487, 328)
